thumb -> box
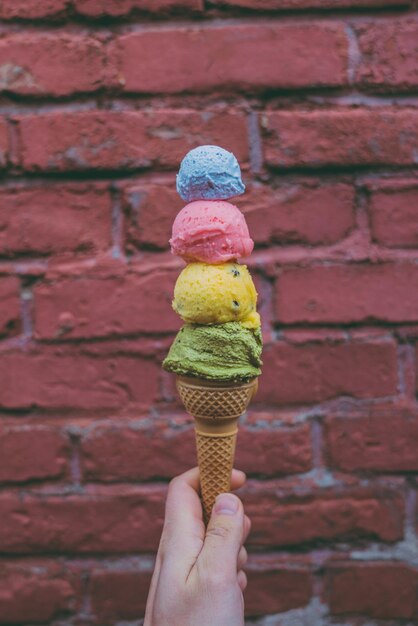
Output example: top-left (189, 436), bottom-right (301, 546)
top-left (199, 493), bottom-right (244, 580)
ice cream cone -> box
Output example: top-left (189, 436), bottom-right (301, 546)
top-left (176, 376), bottom-right (258, 522)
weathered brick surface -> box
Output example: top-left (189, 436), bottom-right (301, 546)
top-left (243, 480), bottom-right (404, 546)
top-left (0, 349), bottom-right (160, 410)
top-left (326, 563), bottom-right (418, 619)
top-left (237, 424), bottom-right (313, 476)
top-left (82, 421), bottom-right (196, 482)
top-left (111, 23), bottom-right (348, 94)
top-left (122, 177), bottom-right (183, 250)
top-left (0, 561), bottom-right (79, 624)
top-left (0, 185), bottom-right (112, 257)
top-left (325, 413), bottom-right (418, 472)
top-left (0, 0), bottom-right (68, 19)
top-left (123, 179), bottom-right (355, 251)
top-left (0, 34), bottom-right (106, 96)
top-left (263, 108), bottom-right (418, 168)
top-left (1, 2), bottom-right (418, 624)
top-left (356, 19), bottom-right (418, 91)
top-left (81, 420), bottom-right (312, 481)
top-left (0, 425), bottom-right (69, 483)
top-left (259, 341), bottom-right (397, 405)
top-left (0, 276), bottom-right (21, 337)
top-left (0, 486), bottom-right (166, 553)
top-left (17, 109), bottom-right (248, 172)
top-left (245, 562), bottom-right (312, 617)
top-left (89, 569), bottom-right (152, 623)
top-left (239, 181), bottom-right (355, 246)
top-left (368, 179), bottom-right (418, 247)
top-left (34, 267), bottom-right (179, 339)
top-left (277, 263), bottom-right (418, 324)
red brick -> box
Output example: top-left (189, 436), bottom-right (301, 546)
top-left (237, 424), bottom-right (313, 476)
top-left (124, 179), bottom-right (355, 251)
top-left (356, 19), bottom-right (418, 91)
top-left (237, 181), bottom-right (355, 246)
top-left (0, 560), bottom-right (78, 624)
top-left (211, 0), bottom-right (410, 7)
top-left (259, 341), bottom-right (397, 405)
top-left (111, 23), bottom-right (348, 95)
top-left (325, 414), bottom-right (418, 472)
top-left (0, 277), bottom-right (20, 337)
top-left (0, 485), bottom-right (165, 553)
top-left (17, 109), bottom-right (248, 172)
top-left (369, 180), bottom-right (418, 247)
top-left (74, 0), bottom-right (202, 16)
top-left (82, 421), bottom-right (196, 482)
top-left (0, 185), bottom-right (111, 257)
top-left (245, 562), bottom-right (312, 617)
top-left (0, 349), bottom-right (160, 410)
top-left (263, 108), bottom-right (418, 168)
top-left (277, 263), bottom-right (418, 324)
top-left (123, 178), bottom-right (183, 251)
top-left (244, 480), bottom-right (404, 546)
top-left (0, 34), bottom-right (105, 97)
top-left (0, 117), bottom-right (8, 168)
top-left (0, 426), bottom-right (69, 484)
top-left (81, 421), bottom-right (312, 482)
top-left (34, 268), bottom-right (179, 339)
top-left (0, 0), bottom-right (67, 19)
top-left (90, 569), bottom-right (151, 623)
top-left (326, 563), bottom-right (418, 619)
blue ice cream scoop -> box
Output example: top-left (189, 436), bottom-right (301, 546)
top-left (176, 145), bottom-right (245, 202)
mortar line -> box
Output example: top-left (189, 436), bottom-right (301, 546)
top-left (248, 110), bottom-right (263, 176)
top-left (20, 281), bottom-right (34, 341)
top-left (110, 183), bottom-right (125, 260)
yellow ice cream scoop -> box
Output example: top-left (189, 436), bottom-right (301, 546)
top-left (173, 262), bottom-right (260, 329)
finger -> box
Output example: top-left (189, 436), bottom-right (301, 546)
top-left (238, 570), bottom-right (248, 592)
top-left (161, 467), bottom-right (246, 580)
top-left (243, 514), bottom-right (251, 543)
top-left (230, 469), bottom-right (246, 491)
top-left (161, 467), bottom-right (205, 575)
top-left (198, 492), bottom-right (245, 583)
top-left (163, 467), bottom-right (244, 541)
top-left (237, 546), bottom-right (248, 571)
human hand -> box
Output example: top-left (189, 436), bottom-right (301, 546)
top-left (144, 467), bottom-right (251, 626)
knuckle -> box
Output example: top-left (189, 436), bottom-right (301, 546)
top-left (239, 546), bottom-right (248, 565)
top-left (168, 475), bottom-right (180, 492)
top-left (238, 570), bottom-right (248, 590)
top-left (206, 524), bottom-right (231, 541)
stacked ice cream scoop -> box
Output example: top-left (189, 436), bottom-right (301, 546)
top-left (163, 145), bottom-right (262, 383)
top-left (163, 145), bottom-right (262, 520)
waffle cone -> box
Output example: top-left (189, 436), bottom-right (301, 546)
top-left (176, 376), bottom-right (258, 522)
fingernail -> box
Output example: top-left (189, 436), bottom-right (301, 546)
top-left (214, 493), bottom-right (239, 515)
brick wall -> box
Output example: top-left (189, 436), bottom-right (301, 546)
top-left (1, 1), bottom-right (418, 624)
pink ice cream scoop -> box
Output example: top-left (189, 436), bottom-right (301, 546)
top-left (170, 200), bottom-right (254, 264)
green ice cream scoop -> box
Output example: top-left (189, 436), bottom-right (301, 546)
top-left (163, 322), bottom-right (262, 382)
